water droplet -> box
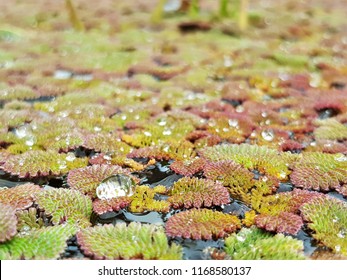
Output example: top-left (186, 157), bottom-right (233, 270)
top-left (163, 129), bottom-right (172, 136)
top-left (261, 129), bottom-right (274, 141)
top-left (96, 174), bottom-right (135, 200)
top-left (163, 145), bottom-right (170, 153)
top-left (236, 235), bottom-right (246, 242)
top-left (25, 136), bottom-right (36, 147)
top-left (261, 112), bottom-right (268, 118)
top-left (103, 153), bottom-right (112, 160)
top-left (334, 154), bottom-right (347, 162)
top-left (57, 159), bottom-right (67, 170)
top-left (335, 245), bottom-right (341, 252)
top-left (164, 0), bottom-right (181, 12)
top-left (224, 56), bottom-right (233, 67)
top-left (158, 118), bottom-right (167, 126)
top-left (278, 171), bottom-right (287, 179)
top-left (144, 131), bottom-right (152, 137)
top-left (337, 230), bottom-right (345, 238)
top-left (93, 126), bottom-right (102, 132)
top-left (65, 152), bottom-right (76, 162)
top-left (14, 124), bottom-right (32, 139)
top-left (59, 111), bottom-right (69, 118)
top-left (235, 105), bottom-right (244, 113)
top-left (54, 69), bottom-right (72, 79)
top-left (228, 119), bottom-right (239, 127)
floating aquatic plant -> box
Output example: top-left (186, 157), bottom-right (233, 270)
top-left (0, 183), bottom-right (41, 210)
top-left (206, 115), bottom-right (254, 144)
top-left (16, 208), bottom-right (44, 232)
top-left (290, 152), bottom-right (347, 191)
top-left (0, 85), bottom-right (37, 101)
top-left (243, 210), bottom-right (256, 227)
top-left (1, 150), bottom-right (88, 178)
top-left (166, 209), bottom-right (241, 240)
top-left (92, 197), bottom-right (132, 215)
top-left (77, 223), bottom-right (182, 260)
top-left (0, 224), bottom-right (77, 260)
top-left (0, 203), bottom-right (17, 243)
top-left (203, 160), bottom-right (254, 202)
top-left (254, 212), bottom-right (304, 235)
top-left (314, 119), bottom-right (347, 141)
top-left (200, 143), bottom-right (292, 179)
top-left (224, 227), bottom-right (305, 260)
top-left (128, 140), bottom-right (196, 161)
top-left (67, 164), bottom-right (132, 198)
top-left (128, 185), bottom-right (170, 213)
top-left (168, 177), bottom-right (230, 209)
top-left (169, 157), bottom-right (205, 176)
top-left (252, 189), bottom-right (324, 235)
top-left (82, 133), bottom-right (132, 154)
top-left (301, 197), bottom-right (347, 255)
top-left (203, 160), bottom-right (278, 208)
top-left (122, 120), bottom-right (195, 148)
top-left (35, 188), bottom-right (92, 228)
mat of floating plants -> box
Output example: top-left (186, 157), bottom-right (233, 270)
top-left (0, 0), bottom-right (347, 260)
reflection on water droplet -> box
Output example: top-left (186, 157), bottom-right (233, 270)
top-left (224, 56), bottom-right (233, 67)
top-left (25, 136), bottom-right (36, 147)
top-left (163, 129), bottom-right (172, 136)
top-left (335, 245), bottom-right (341, 252)
top-left (54, 70), bottom-right (72, 79)
top-left (14, 124), bottom-right (32, 139)
top-left (158, 118), bottom-right (167, 126)
top-left (235, 105), bottom-right (244, 113)
top-left (334, 154), bottom-right (347, 162)
top-left (261, 112), bottom-right (268, 118)
top-left (228, 119), bottom-right (239, 127)
top-left (65, 152), bottom-right (76, 162)
top-left (337, 230), bottom-right (345, 238)
top-left (57, 159), bottom-right (67, 170)
top-left (94, 126), bottom-right (102, 132)
top-left (96, 174), bottom-right (135, 200)
top-left (103, 153), bottom-right (112, 160)
top-left (164, 0), bottom-right (181, 12)
top-left (278, 171), bottom-right (287, 179)
top-left (144, 131), bottom-right (152, 137)
top-left (236, 235), bottom-right (246, 242)
top-left (261, 129), bottom-right (274, 141)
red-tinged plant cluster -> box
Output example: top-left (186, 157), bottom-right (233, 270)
top-left (168, 177), bottom-right (230, 209)
top-left (165, 209), bottom-right (241, 240)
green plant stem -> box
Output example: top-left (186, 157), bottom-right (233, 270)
top-left (239, 0), bottom-right (249, 31)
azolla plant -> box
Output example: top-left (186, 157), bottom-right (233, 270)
top-left (1, 0), bottom-right (347, 260)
